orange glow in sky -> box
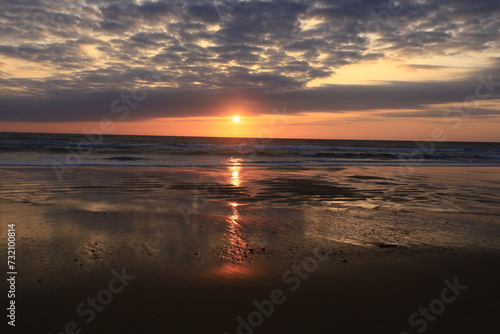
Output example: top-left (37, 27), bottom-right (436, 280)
top-left (2, 111), bottom-right (499, 142)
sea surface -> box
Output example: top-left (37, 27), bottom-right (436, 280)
top-left (1, 132), bottom-right (499, 167)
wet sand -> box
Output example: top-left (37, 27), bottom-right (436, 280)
top-left (1, 166), bottom-right (500, 333)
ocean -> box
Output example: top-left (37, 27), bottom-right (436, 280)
top-left (1, 132), bottom-right (499, 167)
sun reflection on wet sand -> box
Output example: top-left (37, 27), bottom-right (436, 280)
top-left (226, 202), bottom-right (246, 257)
top-left (229, 202), bottom-right (239, 218)
top-left (207, 260), bottom-right (255, 278)
top-left (210, 201), bottom-right (255, 277)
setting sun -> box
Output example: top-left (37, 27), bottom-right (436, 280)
top-left (233, 115), bottom-right (240, 123)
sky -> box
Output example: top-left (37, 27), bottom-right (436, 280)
top-left (0, 0), bottom-right (499, 141)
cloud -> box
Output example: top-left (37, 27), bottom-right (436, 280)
top-left (378, 107), bottom-right (500, 118)
top-left (402, 64), bottom-right (456, 70)
top-left (0, 0), bottom-right (499, 123)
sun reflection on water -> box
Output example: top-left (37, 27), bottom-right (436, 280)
top-left (228, 158), bottom-right (242, 187)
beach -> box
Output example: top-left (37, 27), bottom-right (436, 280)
top-left (2, 0), bottom-right (500, 332)
top-left (1, 165), bottom-right (499, 333)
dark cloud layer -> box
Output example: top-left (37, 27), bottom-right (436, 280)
top-left (1, 62), bottom-right (499, 122)
top-left (0, 0), bottom-right (499, 122)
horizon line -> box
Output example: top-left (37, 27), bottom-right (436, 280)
top-left (1, 131), bottom-right (499, 144)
